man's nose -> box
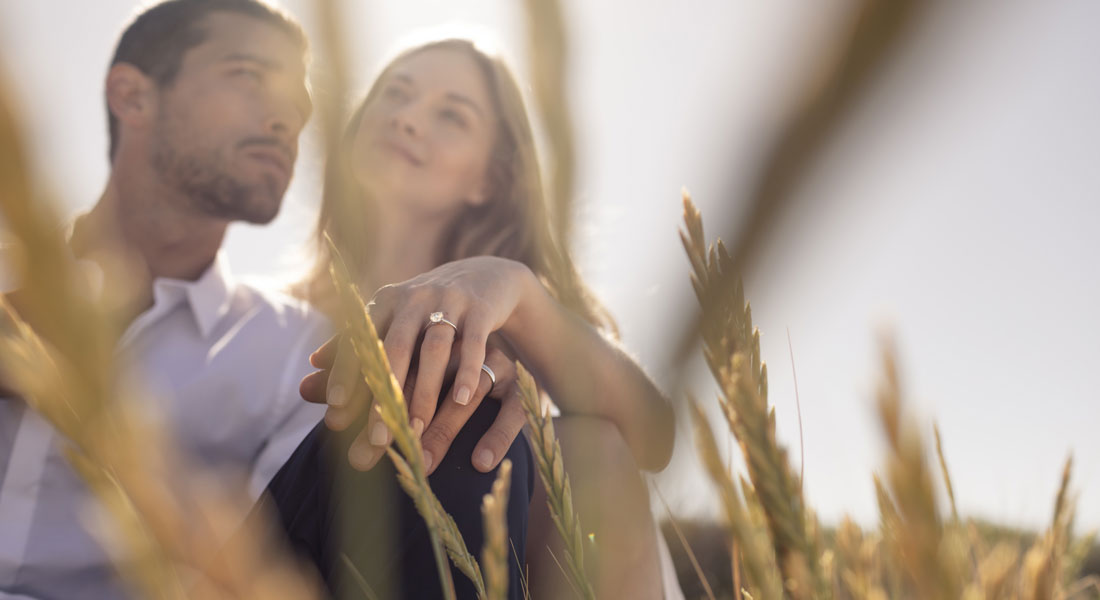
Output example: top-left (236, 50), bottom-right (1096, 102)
top-left (265, 93), bottom-right (306, 142)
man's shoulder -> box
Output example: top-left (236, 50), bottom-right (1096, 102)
top-left (228, 276), bottom-right (332, 338)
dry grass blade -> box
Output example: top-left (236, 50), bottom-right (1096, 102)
top-left (932, 422), bottom-right (959, 523)
top-left (515, 361), bottom-right (596, 599)
top-left (482, 459), bottom-right (513, 600)
top-left (655, 485), bottom-right (717, 600)
top-left (326, 238), bottom-right (483, 600)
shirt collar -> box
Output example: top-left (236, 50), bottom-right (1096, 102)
top-left (151, 253), bottom-right (236, 340)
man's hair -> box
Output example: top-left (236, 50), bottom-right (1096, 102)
top-left (106, 0), bottom-right (307, 161)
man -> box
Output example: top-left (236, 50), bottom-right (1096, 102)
top-left (0, 2), bottom-right (327, 598)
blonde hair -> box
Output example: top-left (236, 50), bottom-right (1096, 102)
top-left (300, 38), bottom-right (615, 334)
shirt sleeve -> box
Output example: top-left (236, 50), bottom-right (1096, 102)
top-left (247, 314), bottom-right (331, 499)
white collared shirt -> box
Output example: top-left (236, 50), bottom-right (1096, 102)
top-left (0, 254), bottom-right (330, 599)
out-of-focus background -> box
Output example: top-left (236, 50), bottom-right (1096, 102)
top-left (1, 0), bottom-right (1097, 535)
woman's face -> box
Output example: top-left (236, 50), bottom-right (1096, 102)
top-left (351, 46), bottom-right (499, 219)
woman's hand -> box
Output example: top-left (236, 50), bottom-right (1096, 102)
top-left (299, 256), bottom-right (537, 471)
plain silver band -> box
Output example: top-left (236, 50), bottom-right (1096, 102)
top-left (480, 363), bottom-right (496, 395)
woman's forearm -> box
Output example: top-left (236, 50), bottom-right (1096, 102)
top-left (501, 265), bottom-right (675, 471)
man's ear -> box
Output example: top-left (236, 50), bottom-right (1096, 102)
top-left (105, 63), bottom-right (157, 132)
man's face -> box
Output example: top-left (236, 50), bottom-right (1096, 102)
top-left (150, 12), bottom-right (311, 224)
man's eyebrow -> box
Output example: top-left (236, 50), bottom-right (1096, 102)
top-left (221, 52), bottom-right (280, 69)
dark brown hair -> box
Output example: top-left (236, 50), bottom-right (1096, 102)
top-left (106, 0), bottom-right (306, 160)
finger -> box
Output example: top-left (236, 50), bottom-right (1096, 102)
top-left (476, 347), bottom-right (513, 404)
top-left (299, 369), bottom-right (330, 404)
top-left (451, 309), bottom-right (491, 409)
top-left (381, 307), bottom-right (427, 392)
top-left (409, 319), bottom-right (458, 431)
top-left (326, 335), bottom-right (360, 411)
top-left (471, 384), bottom-right (528, 472)
top-left (324, 371), bottom-right (369, 432)
top-left (419, 359), bottom-right (497, 475)
top-left (309, 334), bottom-right (340, 369)
top-left (348, 404), bottom-right (392, 471)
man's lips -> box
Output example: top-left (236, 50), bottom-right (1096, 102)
top-left (246, 148), bottom-right (292, 180)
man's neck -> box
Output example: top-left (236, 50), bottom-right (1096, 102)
top-left (77, 174), bottom-right (227, 283)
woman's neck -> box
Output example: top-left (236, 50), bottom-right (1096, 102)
top-left (369, 204), bottom-right (454, 289)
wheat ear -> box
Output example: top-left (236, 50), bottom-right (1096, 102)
top-left (515, 361), bottom-right (596, 599)
top-left (327, 236), bottom-right (484, 599)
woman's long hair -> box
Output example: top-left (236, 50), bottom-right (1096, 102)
top-left (300, 38), bottom-right (615, 334)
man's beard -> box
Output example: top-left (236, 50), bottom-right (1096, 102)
top-left (150, 126), bottom-right (284, 225)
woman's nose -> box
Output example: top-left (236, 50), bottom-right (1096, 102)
top-left (392, 103), bottom-right (425, 137)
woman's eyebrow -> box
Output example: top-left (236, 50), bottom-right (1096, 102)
top-left (445, 92), bottom-right (485, 119)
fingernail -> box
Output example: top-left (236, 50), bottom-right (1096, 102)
top-left (328, 385), bottom-right (346, 407)
top-left (455, 386), bottom-right (471, 406)
top-left (474, 449), bottom-right (494, 471)
top-left (369, 421), bottom-right (389, 446)
top-left (411, 417), bottom-right (425, 438)
top-left (423, 450), bottom-right (434, 472)
top-left (349, 443), bottom-right (376, 470)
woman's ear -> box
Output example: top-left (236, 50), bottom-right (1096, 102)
top-left (106, 63), bottom-right (157, 134)
top-left (466, 164), bottom-right (499, 207)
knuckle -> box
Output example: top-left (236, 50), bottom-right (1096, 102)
top-left (385, 340), bottom-right (413, 359)
top-left (462, 329), bottom-right (487, 348)
top-left (481, 426), bottom-right (513, 451)
top-left (440, 285), bottom-right (467, 306)
top-left (422, 422), bottom-right (456, 449)
top-left (421, 332), bottom-right (453, 354)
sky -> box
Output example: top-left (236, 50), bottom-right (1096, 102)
top-left (1, 0), bottom-right (1097, 533)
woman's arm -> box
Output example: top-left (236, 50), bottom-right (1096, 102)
top-left (311, 256), bottom-right (675, 474)
top-left (502, 264), bottom-right (675, 472)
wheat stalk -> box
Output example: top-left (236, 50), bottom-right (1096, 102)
top-left (689, 398), bottom-right (783, 598)
top-left (515, 360), bottom-right (596, 599)
top-left (482, 459), bottom-right (513, 600)
top-left (874, 340), bottom-right (967, 598)
top-left (522, 0), bottom-right (574, 251)
top-left (680, 190), bottom-right (826, 598)
top-left (325, 237), bottom-right (486, 599)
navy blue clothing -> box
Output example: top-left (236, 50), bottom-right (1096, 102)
top-left (258, 399), bottom-right (533, 599)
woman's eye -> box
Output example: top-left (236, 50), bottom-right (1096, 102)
top-left (440, 109), bottom-right (467, 129)
top-left (384, 86), bottom-right (410, 102)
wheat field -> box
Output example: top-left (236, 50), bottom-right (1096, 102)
top-left (0, 0), bottom-right (1097, 599)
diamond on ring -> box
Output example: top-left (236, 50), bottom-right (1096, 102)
top-left (425, 311), bottom-right (458, 334)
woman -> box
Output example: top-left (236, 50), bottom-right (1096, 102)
top-left (274, 37), bottom-right (679, 599)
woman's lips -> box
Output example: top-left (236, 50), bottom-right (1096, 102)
top-left (380, 138), bottom-right (424, 166)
